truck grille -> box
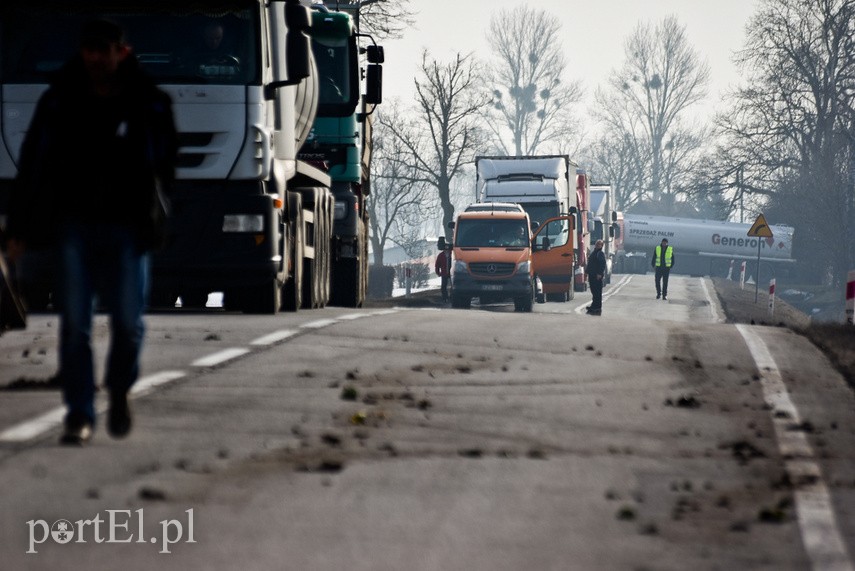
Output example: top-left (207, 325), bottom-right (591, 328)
top-left (469, 262), bottom-right (515, 276)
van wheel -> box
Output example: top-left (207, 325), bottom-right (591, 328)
top-left (451, 294), bottom-right (470, 309)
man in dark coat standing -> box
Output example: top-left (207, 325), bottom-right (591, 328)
top-left (586, 239), bottom-right (607, 315)
top-left (5, 19), bottom-right (178, 445)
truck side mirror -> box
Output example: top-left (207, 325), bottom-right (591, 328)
top-left (437, 236), bottom-right (446, 250)
top-left (447, 221), bottom-right (455, 230)
top-left (611, 210), bottom-right (618, 223)
top-left (284, 1), bottom-right (311, 82)
top-left (366, 45), bottom-right (385, 64)
top-left (612, 223), bottom-right (621, 239)
top-left (365, 64), bottom-right (382, 105)
top-left (609, 225), bottom-right (615, 239)
top-left (540, 236), bottom-right (551, 251)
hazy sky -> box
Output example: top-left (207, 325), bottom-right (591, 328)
top-left (380, 0), bottom-right (761, 125)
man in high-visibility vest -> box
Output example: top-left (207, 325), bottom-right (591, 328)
top-left (651, 238), bottom-right (675, 300)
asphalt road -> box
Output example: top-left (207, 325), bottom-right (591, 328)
top-left (0, 275), bottom-right (853, 570)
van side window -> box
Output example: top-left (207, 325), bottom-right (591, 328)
top-left (538, 218), bottom-right (569, 247)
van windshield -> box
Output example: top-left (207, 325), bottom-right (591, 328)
top-left (455, 219), bottom-right (530, 248)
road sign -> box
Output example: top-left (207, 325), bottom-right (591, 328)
top-left (747, 213), bottom-right (773, 238)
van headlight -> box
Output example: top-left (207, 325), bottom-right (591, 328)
top-left (453, 260), bottom-right (468, 273)
top-left (516, 261), bottom-right (530, 273)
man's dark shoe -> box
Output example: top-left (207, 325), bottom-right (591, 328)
top-left (662, 295), bottom-right (667, 300)
top-left (656, 293), bottom-right (661, 299)
top-left (60, 414), bottom-right (93, 446)
top-left (588, 309), bottom-right (602, 316)
top-left (108, 391), bottom-right (132, 438)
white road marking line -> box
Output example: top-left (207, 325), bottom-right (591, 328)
top-left (300, 318), bottom-right (339, 329)
top-left (0, 371), bottom-right (188, 442)
top-left (369, 309), bottom-right (399, 316)
top-left (191, 348), bottom-right (250, 367)
top-left (0, 311), bottom-right (400, 443)
top-left (572, 274), bottom-right (633, 314)
top-left (130, 371), bottom-right (187, 396)
top-left (699, 277), bottom-right (724, 323)
top-left (336, 313), bottom-right (367, 320)
top-left (251, 329), bottom-right (298, 346)
top-left (0, 407), bottom-right (66, 442)
top-left (737, 324), bottom-right (855, 571)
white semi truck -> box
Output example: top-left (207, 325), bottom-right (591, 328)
top-left (589, 184), bottom-right (618, 283)
top-left (0, 0), bottom-right (379, 313)
top-left (621, 214), bottom-right (795, 277)
top-left (474, 155), bottom-right (592, 299)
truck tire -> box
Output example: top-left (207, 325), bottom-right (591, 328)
top-left (241, 282), bottom-right (281, 314)
top-left (330, 217), bottom-right (366, 308)
top-left (299, 187), bottom-right (331, 310)
top-left (282, 191), bottom-right (304, 312)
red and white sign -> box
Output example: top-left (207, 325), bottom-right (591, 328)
top-left (846, 270), bottom-right (855, 325)
top-left (768, 278), bottom-right (776, 317)
top-left (739, 261), bottom-right (746, 289)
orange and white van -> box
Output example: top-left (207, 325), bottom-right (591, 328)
top-left (447, 205), bottom-right (575, 311)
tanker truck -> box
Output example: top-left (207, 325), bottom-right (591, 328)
top-left (621, 214), bottom-right (795, 278)
top-left (0, 0), bottom-right (364, 314)
top-left (474, 155), bottom-right (592, 300)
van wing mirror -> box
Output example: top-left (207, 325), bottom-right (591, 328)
top-left (437, 236), bottom-right (446, 250)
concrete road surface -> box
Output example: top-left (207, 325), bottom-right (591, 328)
top-left (0, 275), bottom-right (853, 570)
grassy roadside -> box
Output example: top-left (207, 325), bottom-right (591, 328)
top-left (710, 277), bottom-right (855, 389)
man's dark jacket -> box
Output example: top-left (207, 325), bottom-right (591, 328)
top-left (586, 247), bottom-right (607, 282)
top-left (7, 54), bottom-right (177, 250)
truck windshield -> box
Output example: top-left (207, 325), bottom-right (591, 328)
top-left (522, 204), bottom-right (559, 230)
top-left (311, 36), bottom-right (356, 114)
top-left (455, 219), bottom-right (530, 248)
top-left (0, 1), bottom-right (259, 85)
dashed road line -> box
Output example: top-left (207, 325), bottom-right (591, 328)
top-left (571, 274), bottom-right (633, 314)
top-left (737, 324), bottom-right (854, 571)
top-left (0, 370), bottom-right (187, 443)
top-left (0, 310), bottom-right (401, 443)
top-left (300, 318), bottom-right (339, 329)
top-left (191, 348), bottom-right (251, 367)
top-left (0, 407), bottom-right (66, 443)
top-left (250, 329), bottom-right (298, 346)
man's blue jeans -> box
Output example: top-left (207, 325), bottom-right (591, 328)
top-left (57, 223), bottom-right (149, 424)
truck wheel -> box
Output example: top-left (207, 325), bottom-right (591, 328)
top-left (241, 282), bottom-right (281, 314)
top-left (330, 219), bottom-right (365, 308)
top-left (282, 191), bottom-right (304, 312)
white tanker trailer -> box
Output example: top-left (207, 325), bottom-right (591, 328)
top-left (618, 214), bottom-right (795, 278)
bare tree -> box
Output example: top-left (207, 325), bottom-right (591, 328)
top-left (368, 103), bottom-right (435, 266)
top-left (483, 5), bottom-right (583, 157)
top-left (717, 0), bottom-right (855, 282)
top-left (380, 51), bottom-right (487, 241)
top-left (595, 16), bottom-right (710, 203)
top-left (582, 128), bottom-right (649, 211)
top-left (324, 0), bottom-right (416, 40)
